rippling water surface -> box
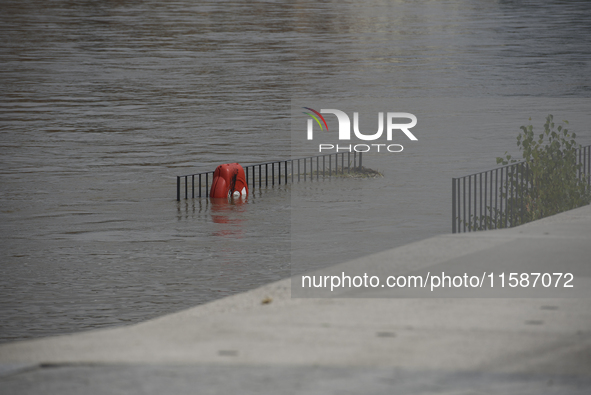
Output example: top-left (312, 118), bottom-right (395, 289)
top-left (1, 0), bottom-right (590, 343)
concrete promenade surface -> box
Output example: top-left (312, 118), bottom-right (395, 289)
top-left (1, 205), bottom-right (590, 394)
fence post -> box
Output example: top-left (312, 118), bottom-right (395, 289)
top-left (304, 159), bottom-right (306, 181)
top-left (484, 172), bottom-right (488, 230)
top-left (175, 149), bottom-right (405, 199)
top-left (463, 177), bottom-right (466, 232)
top-left (588, 146), bottom-right (590, 186)
top-left (473, 174), bottom-right (477, 231)
top-left (489, 170), bottom-right (493, 229)
top-left (452, 178), bottom-right (457, 233)
top-left (510, 165), bottom-right (514, 227)
top-left (468, 176), bottom-right (471, 232)
top-left (348, 152), bottom-right (351, 173)
top-left (520, 163), bottom-right (524, 226)
top-left (479, 173), bottom-right (482, 230)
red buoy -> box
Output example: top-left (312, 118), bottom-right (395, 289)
top-left (209, 163), bottom-right (248, 198)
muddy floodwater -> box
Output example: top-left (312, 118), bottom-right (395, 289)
top-left (1, 0), bottom-right (591, 343)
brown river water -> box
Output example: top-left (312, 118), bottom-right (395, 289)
top-left (1, 0), bottom-right (590, 343)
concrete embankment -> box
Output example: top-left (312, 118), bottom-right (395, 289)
top-left (1, 205), bottom-right (590, 394)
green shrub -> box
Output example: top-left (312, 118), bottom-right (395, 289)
top-left (463, 115), bottom-right (590, 230)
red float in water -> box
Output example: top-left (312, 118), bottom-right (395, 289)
top-left (209, 163), bottom-right (248, 198)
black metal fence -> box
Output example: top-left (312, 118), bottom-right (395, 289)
top-left (177, 151), bottom-right (363, 201)
top-left (452, 144), bottom-right (591, 233)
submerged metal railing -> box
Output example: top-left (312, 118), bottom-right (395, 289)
top-left (452, 144), bottom-right (591, 233)
top-left (176, 151), bottom-right (363, 201)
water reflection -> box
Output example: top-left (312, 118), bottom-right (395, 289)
top-left (210, 197), bottom-right (247, 237)
top-left (1, 0), bottom-right (590, 343)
